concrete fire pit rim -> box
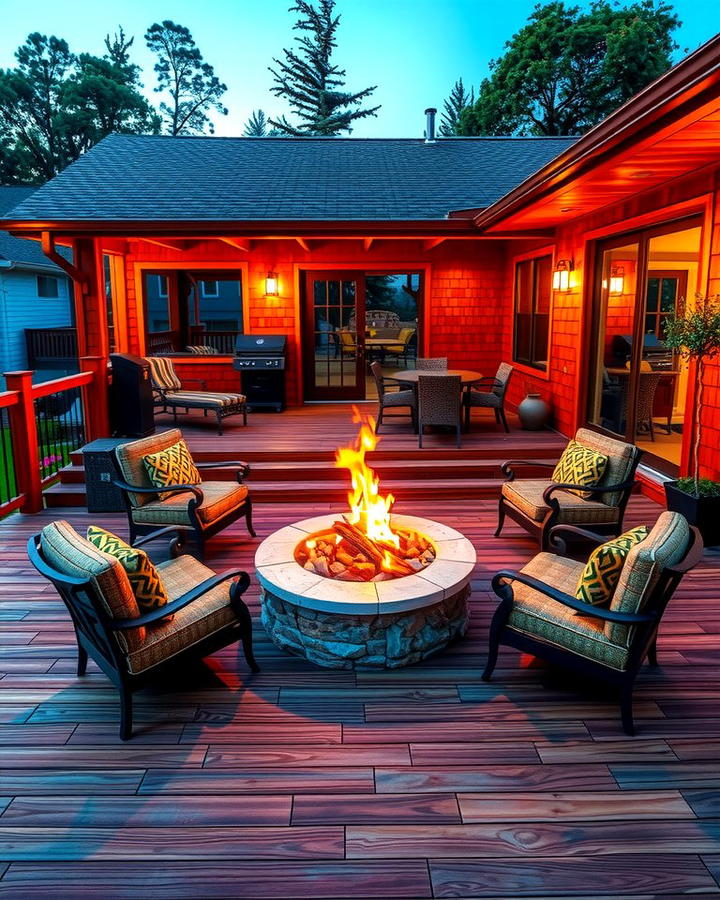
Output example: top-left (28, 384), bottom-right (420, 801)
top-left (254, 513), bottom-right (476, 615)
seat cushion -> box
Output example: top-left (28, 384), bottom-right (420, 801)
top-left (147, 357), bottom-right (182, 391)
top-left (552, 440), bottom-right (608, 499)
top-left (575, 526), bottom-right (649, 608)
top-left (126, 555), bottom-right (238, 674)
top-left (501, 479), bottom-right (621, 525)
top-left (143, 438), bottom-right (201, 495)
top-left (165, 390), bottom-right (246, 410)
top-left (40, 521), bottom-right (144, 653)
top-left (506, 552), bottom-right (629, 671)
top-left (606, 511), bottom-right (689, 646)
top-left (115, 428), bottom-right (184, 508)
top-left (465, 390), bottom-right (501, 409)
top-left (575, 428), bottom-right (638, 506)
top-left (131, 481), bottom-right (250, 527)
top-left (86, 526), bottom-right (171, 621)
top-left (382, 389), bottom-right (416, 408)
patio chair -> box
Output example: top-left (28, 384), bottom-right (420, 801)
top-left (336, 330), bottom-right (358, 358)
top-left (417, 374), bottom-right (462, 448)
top-left (416, 357), bottom-right (448, 370)
top-left (463, 362), bottom-right (514, 433)
top-left (147, 356), bottom-right (247, 436)
top-left (482, 513), bottom-right (703, 734)
top-left (496, 427), bottom-right (642, 550)
top-left (113, 427), bottom-right (254, 558)
top-left (370, 361), bottom-right (417, 433)
top-left (382, 328), bottom-right (417, 366)
top-left (28, 521), bottom-right (259, 740)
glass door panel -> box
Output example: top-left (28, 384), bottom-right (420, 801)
top-left (304, 272), bottom-right (365, 400)
top-left (588, 242), bottom-right (640, 439)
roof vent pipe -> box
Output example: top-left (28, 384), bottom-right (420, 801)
top-left (424, 107), bottom-right (437, 143)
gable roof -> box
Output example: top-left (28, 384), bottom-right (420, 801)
top-left (0, 187), bottom-right (68, 270)
top-left (1, 134), bottom-right (577, 224)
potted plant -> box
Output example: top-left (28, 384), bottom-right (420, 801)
top-left (662, 294), bottom-right (720, 546)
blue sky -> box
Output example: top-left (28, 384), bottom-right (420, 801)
top-left (1, 0), bottom-right (718, 137)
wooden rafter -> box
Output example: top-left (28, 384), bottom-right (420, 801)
top-left (295, 237), bottom-right (311, 252)
top-left (40, 232), bottom-right (88, 292)
top-left (363, 237), bottom-right (374, 251)
top-left (423, 237), bottom-right (446, 251)
top-left (139, 237), bottom-right (186, 252)
top-left (218, 237), bottom-right (251, 252)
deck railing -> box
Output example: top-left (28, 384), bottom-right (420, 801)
top-left (2, 363), bottom-right (103, 517)
top-left (25, 327), bottom-right (78, 366)
top-left (188, 328), bottom-right (241, 354)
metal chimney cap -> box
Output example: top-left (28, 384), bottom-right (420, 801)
top-left (424, 107), bottom-right (437, 114)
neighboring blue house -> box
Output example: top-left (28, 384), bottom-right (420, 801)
top-left (0, 186), bottom-right (75, 388)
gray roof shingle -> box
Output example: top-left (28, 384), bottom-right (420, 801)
top-left (1, 133), bottom-right (577, 223)
top-left (0, 187), bottom-right (67, 269)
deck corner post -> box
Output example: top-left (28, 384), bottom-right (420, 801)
top-left (79, 356), bottom-right (111, 443)
top-left (4, 370), bottom-right (42, 513)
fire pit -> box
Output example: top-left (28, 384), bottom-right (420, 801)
top-left (255, 410), bottom-right (475, 669)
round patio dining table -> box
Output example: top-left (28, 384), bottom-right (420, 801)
top-left (391, 368), bottom-right (483, 385)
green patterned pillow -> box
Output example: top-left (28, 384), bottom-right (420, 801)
top-left (143, 439), bottom-right (201, 495)
top-left (87, 526), bottom-right (171, 623)
top-left (576, 526), bottom-right (649, 608)
top-left (552, 440), bottom-right (609, 499)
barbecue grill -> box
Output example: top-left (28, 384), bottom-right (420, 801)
top-left (233, 335), bottom-right (287, 412)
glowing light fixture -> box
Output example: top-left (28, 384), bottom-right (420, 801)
top-left (265, 270), bottom-right (279, 297)
top-left (552, 259), bottom-right (572, 291)
top-left (609, 265), bottom-right (625, 295)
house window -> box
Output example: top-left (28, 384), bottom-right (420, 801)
top-left (199, 279), bottom-right (219, 298)
top-left (513, 255), bottom-right (552, 371)
top-left (157, 275), bottom-right (168, 298)
top-left (37, 275), bottom-right (59, 298)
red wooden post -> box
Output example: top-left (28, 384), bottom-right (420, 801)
top-left (79, 356), bottom-right (110, 442)
top-left (4, 371), bottom-right (42, 513)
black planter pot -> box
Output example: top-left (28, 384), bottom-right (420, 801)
top-left (665, 481), bottom-right (720, 548)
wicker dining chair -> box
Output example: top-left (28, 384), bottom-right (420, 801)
top-left (463, 362), bottom-right (514, 433)
top-left (417, 374), bottom-right (462, 448)
top-left (370, 362), bottom-right (417, 432)
top-left (416, 357), bottom-right (448, 370)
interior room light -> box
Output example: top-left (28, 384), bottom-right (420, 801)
top-left (609, 265), bottom-right (625, 295)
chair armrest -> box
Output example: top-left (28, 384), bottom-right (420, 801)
top-left (111, 569), bottom-right (250, 630)
top-left (467, 377), bottom-right (500, 390)
top-left (543, 480), bottom-right (636, 505)
top-left (113, 479), bottom-right (204, 504)
top-left (501, 460), bottom-right (556, 480)
top-left (194, 460), bottom-right (251, 482)
top-left (133, 526), bottom-right (192, 558)
top-left (492, 569), bottom-right (656, 624)
top-left (547, 525), bottom-right (611, 555)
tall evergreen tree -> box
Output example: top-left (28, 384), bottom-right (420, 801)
top-left (243, 109), bottom-right (269, 136)
top-left (145, 21), bottom-right (228, 136)
top-left (269, 0), bottom-right (380, 136)
top-left (439, 78), bottom-right (474, 136)
top-left (458, 0), bottom-right (680, 137)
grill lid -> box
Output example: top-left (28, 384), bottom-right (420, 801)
top-left (235, 334), bottom-right (287, 355)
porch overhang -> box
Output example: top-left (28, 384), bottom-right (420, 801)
top-left (473, 33), bottom-right (720, 234)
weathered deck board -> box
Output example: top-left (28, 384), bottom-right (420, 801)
top-left (0, 408), bottom-right (719, 896)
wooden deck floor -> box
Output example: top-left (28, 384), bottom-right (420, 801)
top-left (2, 408), bottom-right (720, 897)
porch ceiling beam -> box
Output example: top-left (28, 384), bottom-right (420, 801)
top-left (363, 237), bottom-right (374, 251)
top-left (40, 231), bottom-right (89, 292)
top-left (139, 237), bottom-right (187, 252)
top-left (218, 237), bottom-right (252, 252)
top-left (295, 237), bottom-right (311, 251)
top-left (423, 237), bottom-right (446, 251)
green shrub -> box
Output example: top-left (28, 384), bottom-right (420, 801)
top-left (675, 476), bottom-right (720, 498)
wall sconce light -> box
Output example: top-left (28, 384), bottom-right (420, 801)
top-left (609, 265), bottom-right (625, 295)
top-left (552, 259), bottom-right (573, 291)
top-left (265, 271), bottom-right (279, 297)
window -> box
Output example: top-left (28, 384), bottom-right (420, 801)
top-left (199, 279), bottom-right (219, 297)
top-left (513, 255), bottom-right (552, 371)
top-left (37, 275), bottom-right (59, 298)
top-left (157, 275), bottom-right (168, 298)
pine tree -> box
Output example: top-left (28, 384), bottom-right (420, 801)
top-left (439, 78), bottom-right (474, 136)
top-left (243, 109), bottom-right (268, 136)
top-left (269, 0), bottom-right (380, 136)
top-left (145, 21), bottom-right (227, 136)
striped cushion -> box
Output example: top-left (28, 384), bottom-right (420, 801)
top-left (40, 520), bottom-right (144, 654)
top-left (147, 357), bottom-right (182, 391)
top-left (575, 526), bottom-right (648, 607)
top-left (606, 512), bottom-right (690, 646)
top-left (143, 439), bottom-right (201, 494)
top-left (164, 390), bottom-right (246, 409)
top-left (115, 428), bottom-right (184, 508)
top-left (552, 440), bottom-right (608, 499)
top-left (87, 527), bottom-right (171, 622)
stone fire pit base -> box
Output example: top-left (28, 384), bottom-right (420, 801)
top-left (261, 584), bottom-right (470, 669)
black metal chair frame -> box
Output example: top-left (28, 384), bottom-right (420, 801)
top-left (153, 377), bottom-right (248, 436)
top-left (113, 457), bottom-right (255, 560)
top-left (463, 375), bottom-right (510, 433)
top-left (27, 527), bottom-right (260, 740)
top-left (482, 523), bottom-right (703, 735)
top-left (495, 449), bottom-right (643, 550)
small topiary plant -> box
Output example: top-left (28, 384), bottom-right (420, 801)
top-left (662, 294), bottom-right (720, 496)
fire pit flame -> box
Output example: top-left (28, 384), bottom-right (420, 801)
top-left (295, 407), bottom-right (435, 582)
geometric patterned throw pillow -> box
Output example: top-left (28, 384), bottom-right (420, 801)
top-left (142, 439), bottom-right (201, 496)
top-left (86, 526), bottom-right (171, 623)
top-left (552, 440), bottom-right (609, 499)
top-left (575, 526), bottom-right (649, 608)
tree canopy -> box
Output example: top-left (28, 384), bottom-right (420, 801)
top-left (269, 0), bottom-right (380, 136)
top-left (145, 21), bottom-right (228, 136)
top-left (457, 0), bottom-right (680, 137)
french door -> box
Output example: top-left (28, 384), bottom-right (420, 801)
top-left (303, 271), bottom-right (366, 401)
